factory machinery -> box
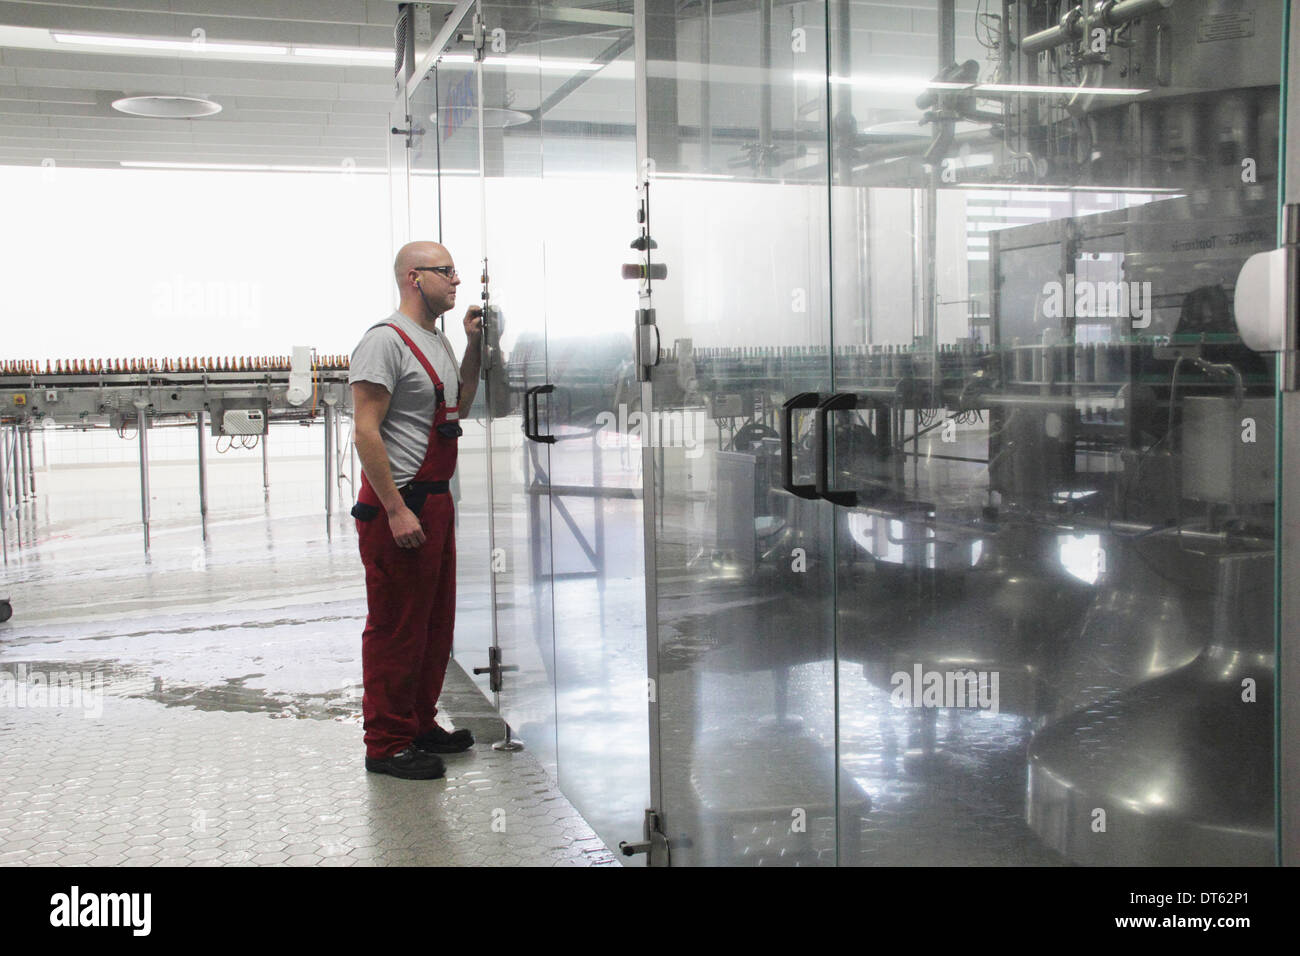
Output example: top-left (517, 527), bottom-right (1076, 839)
top-left (530, 0), bottom-right (1281, 864)
top-left (0, 350), bottom-right (356, 561)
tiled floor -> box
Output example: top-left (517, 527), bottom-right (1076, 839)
top-left (0, 692), bottom-right (615, 867)
top-left (0, 455), bottom-right (617, 867)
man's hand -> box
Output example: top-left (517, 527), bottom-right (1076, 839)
top-left (464, 305), bottom-right (483, 339)
top-left (389, 505), bottom-right (427, 549)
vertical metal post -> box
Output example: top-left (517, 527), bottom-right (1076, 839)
top-left (196, 411), bottom-right (209, 542)
top-left (137, 409), bottom-right (151, 555)
top-left (1278, 0), bottom-right (1300, 866)
top-left (323, 401), bottom-right (334, 538)
top-left (634, 0), bottom-right (666, 841)
top-left (24, 425), bottom-right (35, 498)
top-left (700, 0), bottom-right (712, 171)
top-left (333, 401), bottom-right (344, 505)
top-left (17, 423), bottom-right (29, 501)
top-left (470, 5), bottom-right (516, 753)
top-left (938, 0), bottom-right (956, 66)
top-left (1, 427), bottom-right (10, 510)
top-left (758, 0), bottom-right (772, 175)
top-left (0, 425), bottom-right (8, 565)
top-left (593, 428), bottom-right (606, 590)
top-left (349, 416), bottom-right (357, 505)
top-left (262, 423), bottom-right (270, 498)
top-left (9, 427), bottom-right (20, 539)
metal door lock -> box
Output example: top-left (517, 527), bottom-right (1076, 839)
top-left (472, 646), bottom-right (517, 694)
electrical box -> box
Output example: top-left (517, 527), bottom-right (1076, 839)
top-left (220, 408), bottom-right (266, 436)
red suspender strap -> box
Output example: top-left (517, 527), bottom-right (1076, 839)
top-left (384, 322), bottom-right (445, 390)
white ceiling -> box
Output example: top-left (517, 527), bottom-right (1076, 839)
top-left (0, 0), bottom-right (444, 169)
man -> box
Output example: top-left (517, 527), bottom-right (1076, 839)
top-left (348, 240), bottom-right (483, 779)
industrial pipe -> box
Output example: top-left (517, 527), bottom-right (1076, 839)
top-left (1022, 0), bottom-right (1174, 57)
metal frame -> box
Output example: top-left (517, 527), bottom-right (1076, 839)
top-left (406, 0), bottom-right (476, 100)
top-left (1279, 0), bottom-right (1299, 870)
top-left (633, 0), bottom-right (666, 857)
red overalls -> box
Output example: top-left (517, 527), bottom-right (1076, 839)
top-left (354, 322), bottom-right (461, 760)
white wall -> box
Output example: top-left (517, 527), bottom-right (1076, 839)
top-left (0, 165), bottom-right (394, 363)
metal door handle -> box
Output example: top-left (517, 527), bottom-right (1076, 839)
top-left (522, 385), bottom-right (540, 441)
top-left (816, 392), bottom-right (861, 507)
top-left (781, 392), bottom-right (821, 500)
top-left (525, 384), bottom-right (556, 444)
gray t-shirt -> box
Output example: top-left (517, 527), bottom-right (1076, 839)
top-left (349, 311), bottom-right (461, 487)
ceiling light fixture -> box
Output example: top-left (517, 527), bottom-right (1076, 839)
top-left (111, 95), bottom-right (223, 118)
top-left (51, 32), bottom-right (391, 64)
top-left (437, 52), bottom-right (601, 72)
top-left (53, 32), bottom-right (288, 55)
top-left (291, 46), bottom-right (393, 62)
top-left (119, 160), bottom-right (385, 173)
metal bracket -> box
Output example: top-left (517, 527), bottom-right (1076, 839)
top-left (1285, 204), bottom-right (1300, 392)
top-left (618, 808), bottom-right (670, 865)
top-left (391, 115), bottom-right (413, 148)
top-left (471, 12), bottom-right (486, 61)
top-left (472, 645), bottom-right (517, 694)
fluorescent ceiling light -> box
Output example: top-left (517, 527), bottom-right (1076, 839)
top-left (119, 160), bottom-right (384, 173)
top-left (52, 32), bottom-right (287, 55)
top-left (290, 46), bottom-right (393, 62)
top-left (437, 52), bottom-right (601, 72)
top-left (49, 31), bottom-right (391, 64)
top-left (652, 171), bottom-right (736, 181)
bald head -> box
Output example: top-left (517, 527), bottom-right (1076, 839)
top-left (393, 239), bottom-right (462, 326)
top-left (394, 240), bottom-right (450, 288)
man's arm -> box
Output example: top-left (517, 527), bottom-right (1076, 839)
top-left (351, 380), bottom-right (426, 548)
top-left (458, 306), bottom-right (484, 417)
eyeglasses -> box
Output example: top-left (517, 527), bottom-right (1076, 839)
top-left (414, 266), bottom-right (457, 280)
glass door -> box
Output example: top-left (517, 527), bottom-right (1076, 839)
top-left (538, 4), bottom-right (649, 862)
top-left (826, 0), bottom-right (1285, 865)
top-left (638, 0), bottom-right (842, 865)
top-left (478, 0), bottom-right (560, 776)
top-left (409, 5), bottom-right (497, 700)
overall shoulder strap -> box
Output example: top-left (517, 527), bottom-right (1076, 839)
top-left (383, 322), bottom-right (445, 391)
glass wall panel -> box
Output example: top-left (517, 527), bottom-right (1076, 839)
top-left (480, 0), bottom-right (560, 777)
top-left (644, 0), bottom-right (843, 865)
top-left (828, 0), bottom-right (1284, 865)
top-left (411, 14), bottom-right (495, 700)
top-left (537, 5), bottom-right (650, 861)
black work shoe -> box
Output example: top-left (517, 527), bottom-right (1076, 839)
top-left (365, 746), bottom-right (446, 779)
top-left (413, 724), bottom-right (475, 754)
